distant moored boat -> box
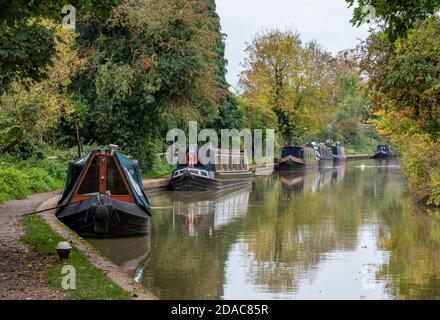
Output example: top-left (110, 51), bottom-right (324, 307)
top-left (278, 146), bottom-right (306, 170)
top-left (170, 146), bottom-right (252, 191)
top-left (331, 145), bottom-right (347, 161)
top-left (372, 144), bottom-right (396, 159)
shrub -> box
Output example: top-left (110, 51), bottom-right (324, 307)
top-left (428, 168), bottom-right (440, 206)
top-left (25, 167), bottom-right (56, 192)
top-left (0, 157), bottom-right (67, 203)
top-left (0, 167), bottom-right (30, 203)
top-left (398, 133), bottom-right (440, 204)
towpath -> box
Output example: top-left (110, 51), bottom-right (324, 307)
top-left (0, 191), bottom-right (65, 300)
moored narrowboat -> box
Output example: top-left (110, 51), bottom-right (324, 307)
top-left (311, 142), bottom-right (333, 161)
top-left (170, 147), bottom-right (252, 191)
top-left (56, 147), bottom-right (151, 238)
top-left (331, 145), bottom-right (347, 161)
top-left (303, 145), bottom-right (319, 166)
top-left (278, 146), bottom-right (305, 170)
top-left (372, 144), bottom-right (396, 159)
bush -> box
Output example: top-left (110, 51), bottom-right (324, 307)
top-left (0, 157), bottom-right (67, 203)
top-left (429, 168), bottom-right (440, 206)
top-left (0, 167), bottom-right (30, 203)
top-left (25, 167), bottom-right (57, 193)
top-left (398, 133), bottom-right (440, 205)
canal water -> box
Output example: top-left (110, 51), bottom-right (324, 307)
top-left (88, 160), bottom-right (440, 300)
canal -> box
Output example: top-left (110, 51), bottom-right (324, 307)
top-left (88, 160), bottom-right (440, 300)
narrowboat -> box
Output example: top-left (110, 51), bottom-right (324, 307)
top-left (170, 147), bottom-right (253, 191)
top-left (331, 145), bottom-right (347, 161)
top-left (56, 147), bottom-right (151, 238)
top-left (278, 146), bottom-right (305, 170)
top-left (303, 145), bottom-right (319, 166)
top-left (372, 144), bottom-right (396, 159)
top-left (311, 142), bottom-right (333, 161)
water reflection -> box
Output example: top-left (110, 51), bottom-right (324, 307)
top-left (169, 188), bottom-right (251, 236)
top-left (87, 160), bottom-right (440, 299)
top-left (88, 235), bottom-right (151, 283)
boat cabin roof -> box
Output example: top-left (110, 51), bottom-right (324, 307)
top-left (58, 149), bottom-right (150, 211)
top-left (177, 146), bottom-right (250, 172)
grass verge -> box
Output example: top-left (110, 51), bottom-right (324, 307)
top-left (20, 215), bottom-right (131, 300)
top-left (143, 157), bottom-right (174, 178)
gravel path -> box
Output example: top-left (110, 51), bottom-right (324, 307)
top-left (0, 191), bottom-right (66, 300)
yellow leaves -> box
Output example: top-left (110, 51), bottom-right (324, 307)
top-left (0, 19), bottom-right (83, 143)
top-left (239, 29), bottom-right (338, 140)
top-left (372, 110), bottom-right (385, 117)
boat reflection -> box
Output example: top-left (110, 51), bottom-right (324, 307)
top-left (87, 234), bottom-right (151, 283)
top-left (278, 163), bottom-right (346, 195)
top-left (166, 187), bottom-right (252, 236)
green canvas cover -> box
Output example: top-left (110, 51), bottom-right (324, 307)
top-left (58, 149), bottom-right (150, 211)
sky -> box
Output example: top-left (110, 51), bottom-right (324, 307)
top-left (216, 0), bottom-right (370, 91)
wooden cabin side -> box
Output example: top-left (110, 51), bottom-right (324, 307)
top-left (318, 144), bottom-right (333, 160)
top-left (214, 149), bottom-right (251, 179)
top-left (303, 147), bottom-right (318, 164)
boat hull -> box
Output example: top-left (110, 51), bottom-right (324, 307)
top-left (56, 196), bottom-right (150, 238)
top-left (170, 171), bottom-right (252, 191)
top-left (278, 159), bottom-right (305, 170)
top-left (372, 151), bottom-right (395, 159)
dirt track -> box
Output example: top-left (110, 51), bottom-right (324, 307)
top-left (0, 191), bottom-right (65, 300)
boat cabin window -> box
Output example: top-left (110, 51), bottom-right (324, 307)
top-left (282, 147), bottom-right (303, 158)
top-left (63, 165), bottom-right (82, 199)
top-left (77, 156), bottom-right (100, 195)
top-left (106, 157), bottom-right (129, 195)
top-left (221, 156), bottom-right (228, 171)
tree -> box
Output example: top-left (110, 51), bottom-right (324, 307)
top-left (70, 0), bottom-right (229, 167)
top-left (347, 0), bottom-right (440, 41)
top-left (359, 17), bottom-right (440, 139)
top-left (200, 0), bottom-right (243, 131)
top-left (0, 20), bottom-right (83, 153)
top-left (238, 98), bottom-right (277, 131)
top-left (0, 1), bottom-right (119, 93)
top-left (358, 17), bottom-right (440, 205)
top-left (239, 29), bottom-right (337, 144)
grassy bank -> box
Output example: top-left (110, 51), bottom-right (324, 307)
top-left (0, 149), bottom-right (72, 203)
top-left (143, 155), bottom-right (174, 178)
top-left (21, 215), bottom-right (131, 300)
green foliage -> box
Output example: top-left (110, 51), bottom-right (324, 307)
top-left (347, 0), bottom-right (440, 41)
top-left (0, 1), bottom-right (119, 93)
top-left (0, 21), bottom-right (56, 93)
top-left (70, 0), bottom-right (230, 168)
top-left (0, 20), bottom-right (83, 153)
top-left (359, 17), bottom-right (440, 205)
top-left (398, 134), bottom-right (440, 204)
top-left (0, 167), bottom-right (30, 203)
top-left (239, 98), bottom-right (277, 131)
top-left (0, 1), bottom-right (120, 24)
top-left (334, 73), bottom-right (367, 121)
top-left (21, 215), bottom-right (131, 300)
top-left (0, 154), bottom-right (66, 203)
top-left (143, 156), bottom-right (175, 178)
top-left (319, 72), bottom-right (380, 153)
top-left (429, 169), bottom-right (440, 206)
